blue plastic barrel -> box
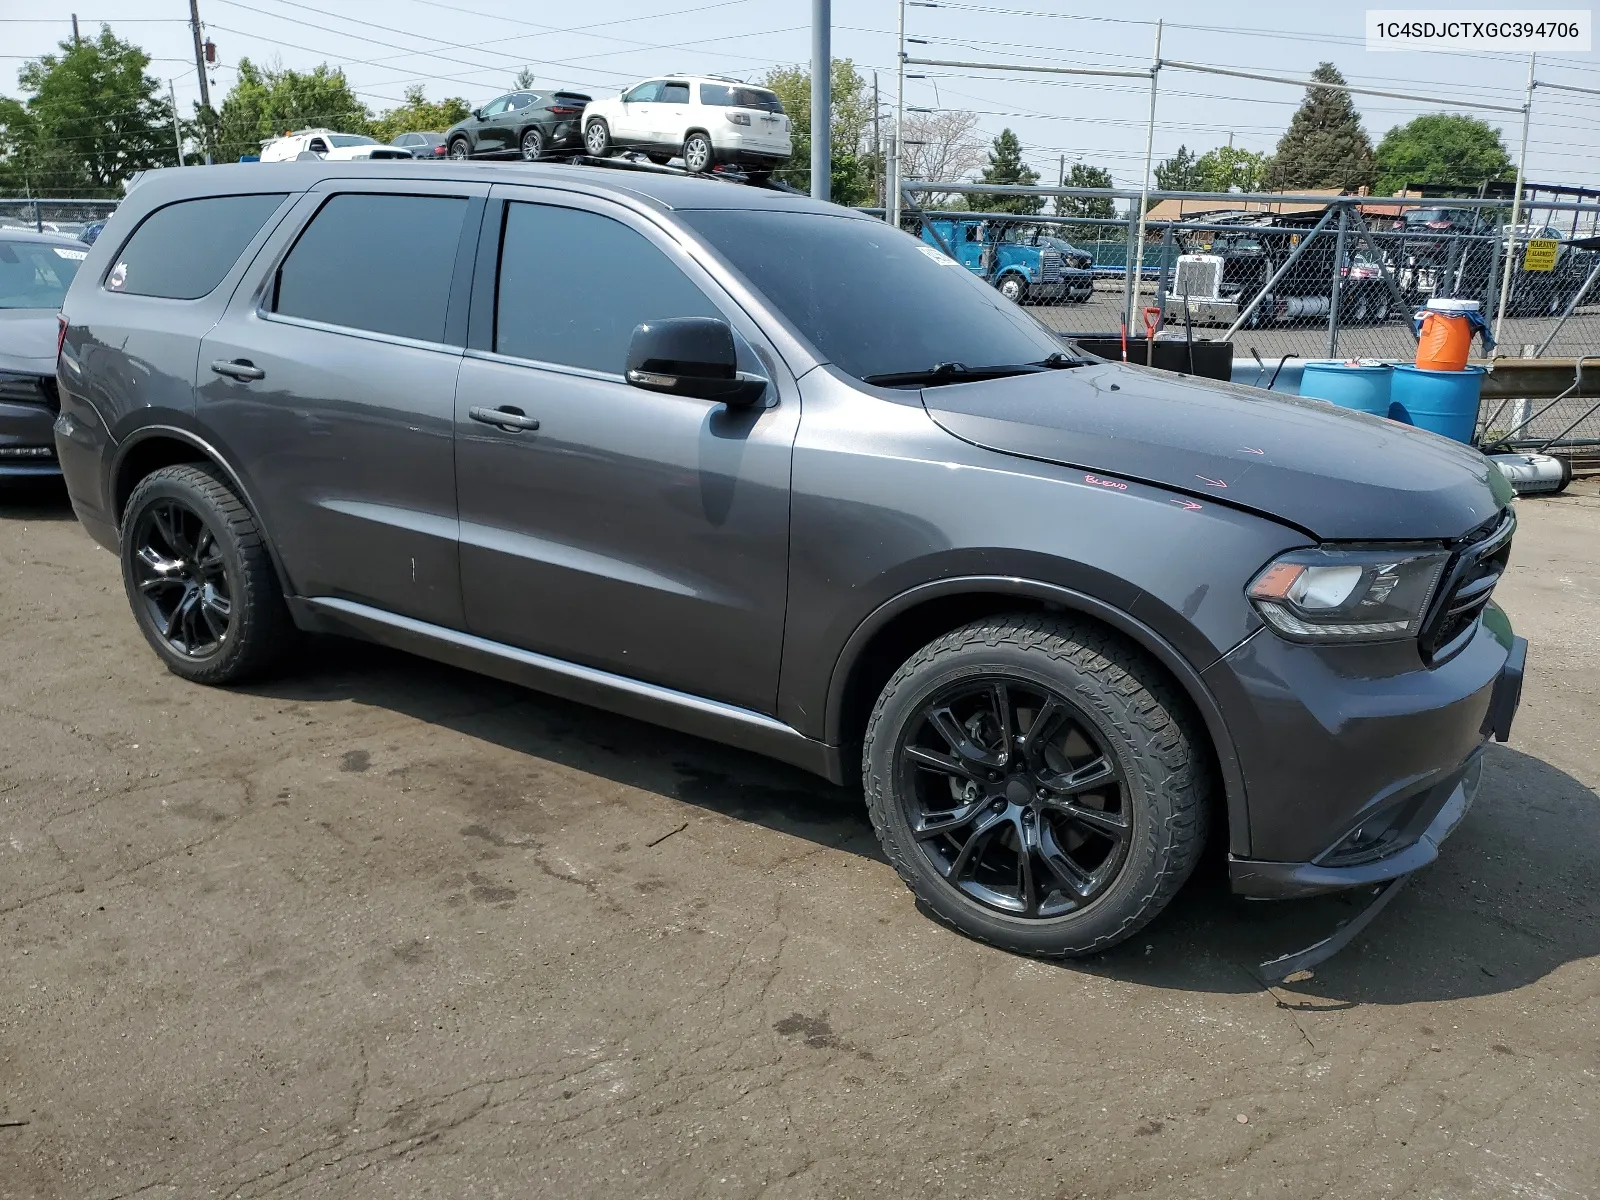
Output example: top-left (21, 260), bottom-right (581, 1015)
top-left (1298, 361), bottom-right (1394, 416)
top-left (1389, 365), bottom-right (1486, 444)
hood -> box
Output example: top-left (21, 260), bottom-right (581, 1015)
top-left (0, 308), bottom-right (61, 375)
top-left (921, 361), bottom-right (1510, 541)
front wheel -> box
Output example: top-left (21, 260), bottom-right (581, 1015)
top-left (862, 614), bottom-right (1210, 958)
top-left (447, 137), bottom-right (470, 160)
top-left (997, 274), bottom-right (1027, 303)
top-left (519, 127), bottom-right (544, 161)
top-left (682, 131), bottom-right (714, 173)
top-left (120, 464), bottom-right (296, 685)
top-left (583, 120), bottom-right (611, 157)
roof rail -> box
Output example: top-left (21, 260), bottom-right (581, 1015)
top-left (549, 152), bottom-right (804, 193)
top-left (666, 72), bottom-right (750, 85)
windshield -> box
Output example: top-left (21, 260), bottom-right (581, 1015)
top-left (327, 134), bottom-right (377, 147)
top-left (682, 210), bottom-right (1068, 381)
top-left (0, 239), bottom-right (84, 309)
top-left (699, 84), bottom-right (784, 112)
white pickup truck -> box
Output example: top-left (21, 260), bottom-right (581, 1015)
top-left (259, 129), bottom-right (413, 162)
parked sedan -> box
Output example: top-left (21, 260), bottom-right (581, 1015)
top-left (443, 90), bottom-right (592, 161)
top-left (391, 131), bottom-right (446, 159)
top-left (1, 229), bottom-right (86, 480)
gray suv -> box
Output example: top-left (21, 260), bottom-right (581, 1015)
top-left (53, 162), bottom-right (1525, 961)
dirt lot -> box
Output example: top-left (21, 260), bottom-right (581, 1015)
top-left (2, 478), bottom-right (1597, 1200)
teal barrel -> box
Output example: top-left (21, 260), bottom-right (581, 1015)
top-left (1389, 365), bottom-right (1486, 444)
top-left (1298, 361), bottom-right (1394, 416)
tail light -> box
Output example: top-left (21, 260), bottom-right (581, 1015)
top-left (432, 143), bottom-right (446, 155)
top-left (547, 105), bottom-right (583, 115)
top-left (56, 313), bottom-right (67, 362)
top-left (726, 112), bottom-right (751, 126)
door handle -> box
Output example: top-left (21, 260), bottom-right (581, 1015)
top-left (469, 405), bottom-right (541, 432)
top-left (211, 359), bottom-right (265, 381)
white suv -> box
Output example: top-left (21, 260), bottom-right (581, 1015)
top-left (581, 76), bottom-right (792, 176)
top-left (258, 129), bottom-right (412, 162)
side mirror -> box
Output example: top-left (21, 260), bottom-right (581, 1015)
top-left (471, 108), bottom-right (482, 120)
top-left (625, 317), bottom-right (768, 408)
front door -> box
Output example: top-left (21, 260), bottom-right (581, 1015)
top-left (453, 189), bottom-right (798, 713)
top-left (613, 80), bottom-right (661, 145)
top-left (474, 96), bottom-right (512, 153)
top-left (197, 183), bottom-right (483, 628)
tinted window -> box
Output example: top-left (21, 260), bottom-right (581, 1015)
top-left (274, 193), bottom-right (467, 342)
top-left (682, 209), bottom-right (1064, 381)
top-left (0, 239), bottom-right (85, 309)
top-left (327, 134), bottom-right (376, 147)
top-left (496, 203), bottom-right (718, 373)
top-left (509, 93), bottom-right (537, 110)
top-left (107, 193), bottom-right (286, 300)
top-left (660, 82), bottom-right (691, 104)
top-left (698, 84), bottom-right (783, 112)
top-left (482, 97), bottom-right (510, 117)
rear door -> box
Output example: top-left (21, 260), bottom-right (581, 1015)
top-left (196, 180), bottom-right (485, 627)
top-left (650, 80), bottom-right (693, 150)
top-left (452, 187), bottom-right (799, 712)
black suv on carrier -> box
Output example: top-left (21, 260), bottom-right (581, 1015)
top-left (53, 162), bottom-right (1525, 960)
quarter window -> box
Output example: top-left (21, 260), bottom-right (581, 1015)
top-left (106, 193), bottom-right (287, 300)
top-left (273, 193), bottom-right (468, 343)
top-left (495, 202), bottom-right (719, 373)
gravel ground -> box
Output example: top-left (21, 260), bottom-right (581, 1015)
top-left (1, 478), bottom-right (1597, 1200)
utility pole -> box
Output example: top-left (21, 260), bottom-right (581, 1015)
top-left (872, 72), bottom-right (881, 209)
top-left (1494, 53), bottom-right (1535, 347)
top-left (189, 0), bottom-right (214, 164)
top-left (71, 14), bottom-right (80, 45)
top-left (169, 80), bottom-right (185, 167)
top-left (810, 0), bottom-right (831, 201)
top-left (891, 0), bottom-right (906, 228)
top-left (1129, 19), bottom-right (1163, 331)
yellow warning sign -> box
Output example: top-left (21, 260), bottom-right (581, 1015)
top-left (1523, 239), bottom-right (1559, 272)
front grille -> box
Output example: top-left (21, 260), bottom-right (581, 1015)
top-left (38, 376), bottom-right (60, 412)
top-left (1419, 509), bottom-right (1515, 664)
top-left (0, 372), bottom-right (53, 407)
top-left (1174, 257), bottom-right (1221, 300)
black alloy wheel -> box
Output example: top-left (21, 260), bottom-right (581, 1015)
top-left (448, 137), bottom-right (471, 160)
top-left (130, 499), bottom-right (232, 660)
top-left (520, 127), bottom-right (544, 161)
top-left (894, 677), bottom-right (1131, 918)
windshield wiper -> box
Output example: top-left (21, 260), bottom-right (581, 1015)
top-left (864, 358), bottom-right (1081, 388)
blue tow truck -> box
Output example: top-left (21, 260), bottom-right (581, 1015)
top-left (920, 216), bottom-right (1095, 305)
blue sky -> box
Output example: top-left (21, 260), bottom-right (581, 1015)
top-left (5, 0), bottom-right (1599, 190)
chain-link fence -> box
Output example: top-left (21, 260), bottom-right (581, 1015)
top-left (0, 198), bottom-right (121, 239)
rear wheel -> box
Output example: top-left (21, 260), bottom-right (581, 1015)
top-left (863, 614), bottom-right (1210, 958)
top-left (519, 127), bottom-right (544, 161)
top-left (120, 464), bottom-right (296, 685)
top-left (583, 119), bottom-right (611, 157)
top-left (447, 136), bottom-right (470, 160)
top-left (646, 152), bottom-right (672, 165)
top-left (682, 131), bottom-right (714, 174)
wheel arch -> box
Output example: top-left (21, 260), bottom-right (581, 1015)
top-left (822, 576), bottom-right (1250, 855)
top-left (108, 425), bottom-right (297, 600)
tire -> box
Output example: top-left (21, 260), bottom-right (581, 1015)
top-left (745, 168), bottom-right (773, 184)
top-left (120, 464), bottom-right (296, 686)
top-left (447, 136), bottom-right (470, 160)
top-left (1371, 291), bottom-right (1392, 324)
top-left (862, 614), bottom-right (1210, 958)
top-left (519, 127), bottom-right (544, 161)
top-left (646, 153), bottom-right (672, 166)
top-left (583, 119), bottom-right (611, 157)
top-left (1347, 289), bottom-right (1370, 326)
top-left (682, 131), bottom-right (714, 174)
top-left (997, 274), bottom-right (1027, 303)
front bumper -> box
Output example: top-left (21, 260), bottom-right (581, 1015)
top-left (0, 399), bottom-right (61, 478)
top-left (1210, 612), bottom-right (1525, 900)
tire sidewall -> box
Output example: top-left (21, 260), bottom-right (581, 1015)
top-left (683, 133), bottom-right (712, 172)
top-left (864, 639), bottom-right (1172, 956)
top-left (520, 128), bottom-right (543, 160)
top-left (120, 474), bottom-right (249, 680)
top-left (448, 137), bottom-right (470, 160)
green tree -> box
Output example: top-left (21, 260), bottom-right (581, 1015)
top-left (1153, 144), bottom-right (1201, 193)
top-left (1261, 62), bottom-right (1374, 192)
top-left (970, 128), bottom-right (1042, 214)
top-left (0, 26), bottom-right (175, 197)
top-left (1194, 145), bottom-right (1268, 193)
top-left (1373, 113), bottom-right (1512, 196)
top-left (210, 58), bottom-right (371, 163)
top-left (1054, 161), bottom-right (1114, 219)
top-left (372, 85), bottom-right (471, 144)
top-left (762, 59), bottom-right (873, 202)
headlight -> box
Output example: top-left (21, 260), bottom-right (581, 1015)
top-left (1247, 547), bottom-right (1449, 642)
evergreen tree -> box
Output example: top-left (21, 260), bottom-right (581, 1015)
top-left (971, 128), bottom-right (1042, 214)
top-left (512, 67), bottom-right (536, 91)
top-left (1153, 145), bottom-right (1201, 192)
top-left (1262, 63), bottom-right (1374, 192)
top-left (1054, 162), bottom-right (1114, 219)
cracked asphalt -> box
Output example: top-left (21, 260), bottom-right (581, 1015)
top-left (2, 479), bottom-right (1598, 1200)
